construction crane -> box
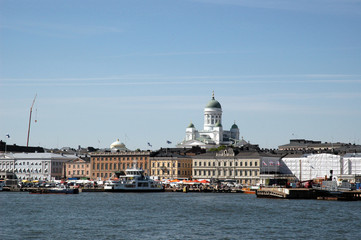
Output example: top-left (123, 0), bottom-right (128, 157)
top-left (26, 94), bottom-right (37, 147)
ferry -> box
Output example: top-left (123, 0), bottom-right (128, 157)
top-left (104, 166), bottom-right (164, 192)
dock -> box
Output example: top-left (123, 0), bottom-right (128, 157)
top-left (256, 187), bottom-right (361, 200)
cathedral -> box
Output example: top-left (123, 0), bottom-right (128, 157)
top-left (177, 93), bottom-right (243, 148)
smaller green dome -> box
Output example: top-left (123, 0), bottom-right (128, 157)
top-left (231, 123), bottom-right (239, 129)
top-left (187, 122), bottom-right (195, 128)
top-left (215, 121), bottom-right (222, 127)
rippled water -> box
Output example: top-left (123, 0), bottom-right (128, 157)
top-left (1, 192), bottom-right (361, 240)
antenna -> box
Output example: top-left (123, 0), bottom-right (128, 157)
top-left (27, 94), bottom-right (37, 147)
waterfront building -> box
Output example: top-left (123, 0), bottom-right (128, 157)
top-left (279, 153), bottom-right (342, 182)
top-left (193, 147), bottom-right (263, 185)
top-left (0, 152), bottom-right (78, 181)
top-left (177, 92), bottom-right (241, 148)
top-left (65, 158), bottom-right (91, 179)
top-left (150, 151), bottom-right (192, 180)
top-left (90, 151), bottom-right (151, 180)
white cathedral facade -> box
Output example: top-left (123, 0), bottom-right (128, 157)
top-left (177, 93), bottom-right (242, 148)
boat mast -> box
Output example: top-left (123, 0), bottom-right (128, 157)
top-left (27, 94), bottom-right (37, 147)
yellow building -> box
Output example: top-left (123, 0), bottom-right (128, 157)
top-left (150, 153), bottom-right (192, 180)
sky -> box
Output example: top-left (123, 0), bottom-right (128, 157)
top-left (1, 0), bottom-right (361, 150)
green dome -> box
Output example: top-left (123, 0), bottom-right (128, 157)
top-left (187, 122), bottom-right (195, 128)
top-left (231, 123), bottom-right (239, 129)
top-left (205, 95), bottom-right (222, 109)
top-left (215, 122), bottom-right (222, 127)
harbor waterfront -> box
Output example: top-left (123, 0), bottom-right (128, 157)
top-left (1, 191), bottom-right (361, 240)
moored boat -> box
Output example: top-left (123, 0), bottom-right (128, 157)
top-left (104, 165), bottom-right (163, 192)
top-left (29, 185), bottom-right (79, 194)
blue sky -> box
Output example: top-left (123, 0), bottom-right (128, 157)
top-left (1, 0), bottom-right (361, 150)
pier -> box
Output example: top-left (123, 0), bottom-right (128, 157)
top-left (256, 187), bottom-right (361, 201)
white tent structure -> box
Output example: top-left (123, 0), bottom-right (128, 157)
top-left (281, 153), bottom-right (342, 182)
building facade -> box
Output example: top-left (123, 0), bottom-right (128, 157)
top-left (0, 153), bottom-right (78, 181)
top-left (150, 153), bottom-right (192, 180)
top-left (90, 151), bottom-right (151, 180)
top-left (65, 158), bottom-right (91, 179)
top-left (192, 148), bottom-right (262, 185)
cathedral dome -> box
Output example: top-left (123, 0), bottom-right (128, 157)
top-left (187, 122), bottom-right (195, 128)
top-left (231, 123), bottom-right (239, 129)
top-left (110, 139), bottom-right (126, 150)
top-left (205, 93), bottom-right (221, 109)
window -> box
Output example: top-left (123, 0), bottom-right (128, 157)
top-left (255, 161), bottom-right (258, 166)
top-left (250, 162), bottom-right (252, 167)
top-left (194, 162), bottom-right (197, 166)
top-left (230, 162), bottom-right (232, 167)
top-left (245, 162), bottom-right (248, 167)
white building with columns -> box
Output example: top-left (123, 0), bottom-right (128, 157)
top-left (177, 93), bottom-right (241, 148)
top-left (0, 152), bottom-right (79, 181)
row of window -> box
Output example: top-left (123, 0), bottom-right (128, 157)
top-left (69, 170), bottom-right (89, 175)
top-left (93, 157), bottom-right (147, 161)
top-left (92, 163), bottom-right (147, 171)
top-left (151, 162), bottom-right (191, 168)
top-left (0, 162), bottom-right (50, 166)
top-left (152, 170), bottom-right (191, 176)
top-left (12, 169), bottom-right (48, 173)
top-left (194, 160), bottom-right (258, 167)
top-left (69, 164), bottom-right (88, 169)
top-left (194, 169), bottom-right (259, 177)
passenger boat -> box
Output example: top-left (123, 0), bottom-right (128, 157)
top-left (29, 185), bottom-right (79, 194)
top-left (104, 166), bottom-right (164, 192)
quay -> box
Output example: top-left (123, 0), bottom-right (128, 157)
top-left (256, 187), bottom-right (361, 201)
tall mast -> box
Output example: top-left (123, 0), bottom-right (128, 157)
top-left (27, 94), bottom-right (37, 147)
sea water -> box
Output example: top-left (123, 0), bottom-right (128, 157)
top-left (1, 192), bottom-right (360, 240)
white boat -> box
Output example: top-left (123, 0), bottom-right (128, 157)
top-left (104, 166), bottom-right (164, 192)
top-left (29, 184), bottom-right (79, 194)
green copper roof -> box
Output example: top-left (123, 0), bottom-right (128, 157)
top-left (187, 122), bottom-right (195, 128)
top-left (231, 123), bottom-right (239, 129)
top-left (205, 94), bottom-right (222, 109)
top-left (215, 121), bottom-right (222, 127)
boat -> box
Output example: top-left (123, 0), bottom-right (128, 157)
top-left (29, 184), bottom-right (79, 194)
top-left (242, 186), bottom-right (259, 194)
top-left (104, 165), bottom-right (164, 192)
